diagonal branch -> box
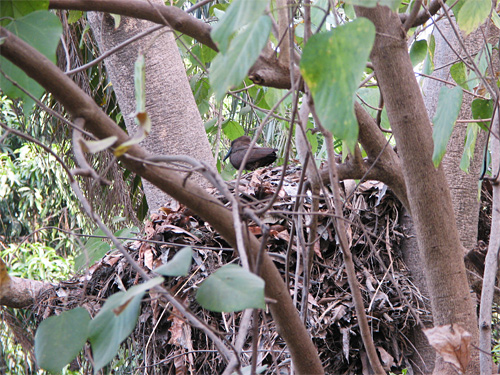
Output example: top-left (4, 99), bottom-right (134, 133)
top-left (0, 26), bottom-right (324, 375)
top-left (48, 0), bottom-right (292, 89)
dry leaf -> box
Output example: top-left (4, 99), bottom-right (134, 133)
top-left (248, 226), bottom-right (262, 235)
top-left (376, 346), bottom-right (395, 371)
top-left (424, 324), bottom-right (471, 373)
top-left (313, 241), bottom-right (323, 259)
top-left (144, 248), bottom-right (154, 270)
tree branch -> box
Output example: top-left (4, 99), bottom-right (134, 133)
top-left (399, 0), bottom-right (446, 28)
top-left (0, 26), bottom-right (324, 375)
top-left (49, 0), bottom-right (292, 89)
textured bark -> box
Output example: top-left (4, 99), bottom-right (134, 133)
top-left (423, 18), bottom-right (495, 251)
top-left (355, 6), bottom-right (479, 374)
top-left (0, 276), bottom-right (52, 308)
top-left (0, 27), bottom-right (324, 375)
top-left (50, 0), bottom-right (292, 89)
top-left (399, 209), bottom-right (435, 374)
top-left (88, 4), bottom-right (215, 212)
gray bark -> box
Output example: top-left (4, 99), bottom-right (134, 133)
top-left (422, 16), bottom-right (491, 251)
top-left (88, 7), bottom-right (215, 212)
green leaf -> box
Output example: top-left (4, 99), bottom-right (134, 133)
top-left (201, 44), bottom-right (218, 64)
top-left (74, 227), bottom-right (138, 270)
top-left (450, 62), bottom-right (469, 90)
top-left (306, 120), bottom-right (319, 154)
top-left (222, 120), bottom-right (245, 140)
top-left (196, 264), bottom-right (265, 312)
top-left (492, 10), bottom-right (500, 29)
top-left (211, 0), bottom-right (268, 53)
top-left (468, 43), bottom-right (492, 89)
top-left (460, 123), bottom-right (479, 172)
top-left (154, 246), bottom-right (193, 276)
top-left (432, 86), bottom-right (463, 167)
top-left (457, 0), bottom-right (491, 35)
top-left (409, 40), bottom-right (427, 67)
top-left (356, 87), bottom-right (390, 129)
top-left (210, 15), bottom-right (272, 101)
top-left (345, 0), bottom-right (401, 11)
top-left (0, 0), bottom-right (49, 26)
top-left (300, 18), bottom-right (375, 152)
top-left (471, 98), bottom-right (494, 131)
top-left (89, 277), bottom-right (164, 373)
top-left (0, 11), bottom-right (62, 109)
top-left (204, 118), bottom-right (218, 133)
top-left (451, 0), bottom-right (467, 15)
top-left (67, 10), bottom-right (83, 24)
top-left (75, 230), bottom-right (111, 270)
top-left (35, 308), bottom-right (90, 373)
top-left (422, 34), bottom-right (435, 76)
top-left (311, 0), bottom-right (330, 31)
top-left (80, 136), bottom-right (118, 154)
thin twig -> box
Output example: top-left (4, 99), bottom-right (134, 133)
top-left (310, 104), bottom-right (385, 374)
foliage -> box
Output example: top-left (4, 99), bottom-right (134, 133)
top-left (0, 242), bottom-right (73, 281)
top-left (195, 264), bottom-right (266, 312)
top-left (0, 241), bottom-right (75, 374)
top-left (1, 0), bottom-right (499, 373)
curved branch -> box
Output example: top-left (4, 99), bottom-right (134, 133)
top-left (49, 0), bottom-right (292, 89)
top-left (399, 0), bottom-right (446, 28)
top-left (0, 27), bottom-right (324, 375)
top-left (320, 102), bottom-right (409, 210)
top-left (50, 0), bottom-right (216, 49)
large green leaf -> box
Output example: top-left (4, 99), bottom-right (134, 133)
top-left (196, 264), bottom-right (265, 312)
top-left (0, 11), bottom-right (61, 110)
top-left (345, 0), bottom-right (401, 11)
top-left (432, 86), bottom-right (463, 167)
top-left (0, 0), bottom-right (49, 26)
top-left (35, 308), bottom-right (90, 374)
top-left (457, 0), bottom-right (491, 35)
top-left (211, 0), bottom-right (268, 53)
top-left (154, 246), bottom-right (193, 277)
top-left (210, 15), bottom-right (272, 101)
top-left (300, 18), bottom-right (375, 152)
top-left (89, 277), bottom-right (164, 373)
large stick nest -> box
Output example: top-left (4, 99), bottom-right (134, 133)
top-left (29, 166), bottom-right (433, 374)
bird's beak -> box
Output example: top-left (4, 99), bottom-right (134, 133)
top-left (223, 147), bottom-right (232, 162)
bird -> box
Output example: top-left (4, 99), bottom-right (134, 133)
top-left (223, 136), bottom-right (278, 170)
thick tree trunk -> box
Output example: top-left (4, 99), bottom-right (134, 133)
top-left (88, 5), bottom-right (215, 212)
top-left (355, 6), bottom-right (479, 374)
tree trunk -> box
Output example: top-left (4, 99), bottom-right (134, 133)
top-left (423, 17), bottom-right (495, 251)
top-left (88, 5), bottom-right (215, 212)
top-left (355, 6), bottom-right (479, 374)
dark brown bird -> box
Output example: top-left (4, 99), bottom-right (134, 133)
top-left (223, 136), bottom-right (277, 170)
